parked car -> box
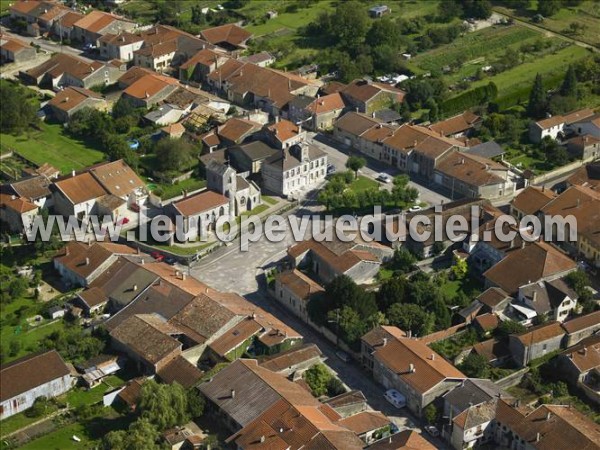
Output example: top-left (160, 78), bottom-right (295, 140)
top-left (424, 425), bottom-right (440, 437)
top-left (384, 389), bottom-right (406, 408)
top-left (335, 350), bottom-right (351, 362)
top-left (408, 205), bottom-right (422, 212)
top-left (327, 164), bottom-right (337, 174)
top-left (376, 173), bottom-right (393, 183)
top-left (150, 251), bottom-right (164, 262)
top-left (164, 256), bottom-right (176, 265)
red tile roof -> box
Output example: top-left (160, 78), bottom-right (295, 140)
top-left (172, 190), bottom-right (228, 216)
top-left (200, 23), bottom-right (252, 47)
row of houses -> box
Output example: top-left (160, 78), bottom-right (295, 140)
top-left (0, 159), bottom-right (147, 234)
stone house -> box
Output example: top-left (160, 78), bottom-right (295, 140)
top-left (0, 350), bottom-right (73, 420)
top-left (98, 31), bottom-right (144, 61)
top-left (362, 330), bottom-right (466, 416)
top-left (287, 238), bottom-right (391, 285)
top-left (52, 171), bottom-right (108, 220)
top-left (556, 335), bottom-right (600, 391)
top-left (528, 108), bottom-right (594, 143)
top-left (121, 73), bottom-right (180, 108)
top-left (515, 279), bottom-right (577, 323)
top-left (72, 10), bottom-right (136, 45)
top-left (0, 36), bottom-right (36, 64)
top-left (341, 79), bottom-right (405, 114)
top-left (286, 93), bottom-right (346, 131)
top-left (272, 269), bottom-right (325, 322)
top-left (507, 322), bottom-right (566, 367)
top-left (429, 111), bottom-right (482, 139)
top-left (169, 190), bottom-right (230, 241)
top-left (562, 311), bottom-right (600, 347)
top-left (47, 86), bottom-right (107, 123)
top-left (261, 142), bottom-right (327, 197)
top-left (0, 193), bottom-right (38, 234)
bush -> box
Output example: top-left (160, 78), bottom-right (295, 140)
top-left (304, 364), bottom-right (332, 397)
top-left (327, 377), bottom-right (346, 397)
top-left (441, 82), bottom-right (497, 117)
top-left (25, 397), bottom-right (56, 418)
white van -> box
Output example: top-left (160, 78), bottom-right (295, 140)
top-left (384, 389), bottom-right (406, 408)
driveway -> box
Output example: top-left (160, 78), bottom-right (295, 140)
top-left (308, 132), bottom-right (451, 207)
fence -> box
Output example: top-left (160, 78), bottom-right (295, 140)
top-left (530, 156), bottom-right (596, 185)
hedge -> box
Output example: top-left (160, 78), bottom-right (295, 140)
top-left (440, 82), bottom-right (498, 117)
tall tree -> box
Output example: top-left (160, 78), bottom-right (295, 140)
top-left (103, 418), bottom-right (161, 450)
top-left (386, 303), bottom-right (434, 337)
top-left (527, 73), bottom-right (547, 119)
top-left (346, 156), bottom-right (366, 179)
top-left (0, 80), bottom-right (37, 134)
top-left (560, 64), bottom-right (578, 97)
top-left (329, 1), bottom-right (369, 51)
top-left (537, 0), bottom-right (562, 16)
top-left (138, 381), bottom-right (190, 431)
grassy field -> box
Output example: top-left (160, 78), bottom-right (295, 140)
top-left (494, 0), bottom-right (600, 47)
top-left (469, 44), bottom-right (590, 105)
top-left (245, 0), bottom-right (334, 36)
top-left (348, 175), bottom-right (379, 193)
top-left (1, 122), bottom-right (105, 174)
top-left (407, 25), bottom-right (542, 74)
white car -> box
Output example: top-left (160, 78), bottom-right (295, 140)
top-left (408, 205), bottom-right (422, 212)
top-left (376, 173), bottom-right (393, 183)
top-left (384, 389), bottom-right (406, 408)
top-left (424, 425), bottom-right (440, 437)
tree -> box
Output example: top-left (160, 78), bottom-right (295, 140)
top-left (451, 256), bottom-right (468, 280)
top-left (463, 0), bottom-right (493, 19)
top-left (386, 303), bottom-right (434, 337)
top-left (327, 377), bottom-right (346, 397)
top-left (303, 363), bottom-right (332, 397)
top-left (346, 156), bottom-right (366, 179)
top-left (497, 320), bottom-right (526, 336)
top-left (0, 80), bottom-right (37, 134)
top-left (112, 96), bottom-right (138, 120)
top-left (190, 5), bottom-right (205, 25)
top-left (425, 98), bottom-right (439, 122)
top-left (325, 275), bottom-right (378, 320)
top-left (378, 276), bottom-right (408, 310)
top-left (527, 73), bottom-right (547, 119)
top-left (392, 248), bottom-right (417, 273)
top-left (423, 404), bottom-right (440, 425)
top-left (366, 18), bottom-right (400, 48)
top-left (9, 339), bottom-right (21, 357)
top-left (334, 306), bottom-right (368, 345)
top-left (537, 0), bottom-right (562, 17)
top-left (540, 137), bottom-right (569, 166)
top-left (329, 1), bottom-right (369, 51)
top-left (430, 297), bottom-right (451, 330)
top-left (437, 0), bottom-right (463, 22)
top-left (138, 380), bottom-right (190, 431)
top-left (154, 138), bottom-right (198, 173)
top-left (560, 64), bottom-right (578, 98)
top-left (104, 418), bottom-right (161, 450)
top-left (459, 353), bottom-right (490, 377)
top-left (187, 389), bottom-right (205, 418)
top-left (8, 277), bottom-right (28, 298)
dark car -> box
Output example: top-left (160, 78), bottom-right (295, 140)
top-left (326, 164), bottom-right (336, 174)
top-left (164, 256), bottom-right (177, 265)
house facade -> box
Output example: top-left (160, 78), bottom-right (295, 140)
top-left (0, 350), bottom-right (73, 420)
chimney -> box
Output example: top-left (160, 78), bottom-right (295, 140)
top-left (536, 432), bottom-right (541, 442)
top-left (382, 337), bottom-right (388, 347)
top-left (260, 436), bottom-right (265, 443)
top-left (533, 291), bottom-right (537, 303)
top-left (409, 363), bottom-right (415, 373)
top-left (137, 247), bottom-right (141, 255)
top-left (407, 330), bottom-right (412, 339)
top-left (510, 238), bottom-right (515, 249)
top-left (521, 241), bottom-right (526, 249)
top-left (430, 353), bottom-right (435, 361)
top-left (542, 184), bottom-right (545, 192)
top-left (72, 170), bottom-right (76, 177)
top-left (372, 111), bottom-right (376, 118)
top-left (63, 96), bottom-right (69, 103)
top-left (546, 412), bottom-right (552, 421)
top-left (65, 247), bottom-right (70, 256)
top-left (133, 284), bottom-right (138, 291)
top-left (230, 389), bottom-right (236, 398)
top-left (583, 347), bottom-right (588, 355)
top-left (182, 273), bottom-right (187, 280)
top-left (576, 198), bottom-right (581, 208)
top-left (140, 259), bottom-right (144, 265)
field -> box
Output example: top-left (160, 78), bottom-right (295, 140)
top-left (494, 0), bottom-right (600, 47)
top-left (469, 44), bottom-right (590, 106)
top-left (407, 25), bottom-right (542, 75)
top-left (1, 122), bottom-right (105, 174)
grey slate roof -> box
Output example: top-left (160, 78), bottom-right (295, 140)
top-left (465, 141), bottom-right (505, 159)
top-left (443, 378), bottom-right (508, 413)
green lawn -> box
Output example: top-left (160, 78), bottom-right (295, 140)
top-left (466, 44), bottom-right (590, 106)
top-left (155, 177), bottom-right (207, 200)
top-left (0, 410), bottom-right (52, 439)
top-left (408, 25), bottom-right (542, 74)
top-left (1, 122), bottom-right (105, 174)
top-left (262, 195), bottom-right (278, 205)
top-left (19, 421), bottom-right (92, 450)
top-left (246, 1), bottom-right (334, 36)
top-left (494, 1), bottom-right (600, 47)
top-left (438, 275), bottom-right (482, 302)
top-left (348, 176), bottom-right (379, 193)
